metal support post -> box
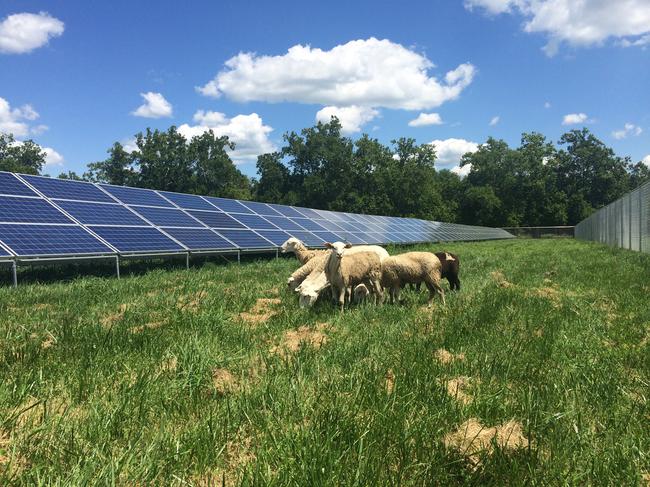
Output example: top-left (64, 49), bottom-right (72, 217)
top-left (276, 248), bottom-right (279, 259)
top-left (629, 194), bottom-right (633, 250)
top-left (237, 250), bottom-right (241, 264)
top-left (186, 252), bottom-right (190, 270)
top-left (12, 260), bottom-right (17, 288)
top-left (115, 255), bottom-right (121, 279)
top-left (640, 189), bottom-right (644, 252)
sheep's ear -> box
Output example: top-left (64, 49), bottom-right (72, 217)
top-left (324, 242), bottom-right (333, 249)
top-left (344, 243), bottom-right (352, 248)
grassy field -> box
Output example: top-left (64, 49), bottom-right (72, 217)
top-left (1, 238), bottom-right (649, 485)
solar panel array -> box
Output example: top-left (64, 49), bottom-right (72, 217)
top-left (0, 171), bottom-right (513, 259)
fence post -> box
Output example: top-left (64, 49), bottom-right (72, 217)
top-left (641, 188), bottom-right (644, 252)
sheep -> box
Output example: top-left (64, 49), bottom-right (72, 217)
top-left (353, 283), bottom-right (370, 304)
top-left (407, 252), bottom-right (461, 292)
top-left (287, 253), bottom-right (328, 291)
top-left (296, 270), bottom-right (329, 308)
top-left (280, 237), bottom-right (325, 265)
top-left (381, 251), bottom-right (446, 306)
top-left (324, 242), bottom-right (383, 312)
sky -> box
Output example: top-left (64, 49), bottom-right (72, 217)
top-left (1, 0), bottom-right (649, 178)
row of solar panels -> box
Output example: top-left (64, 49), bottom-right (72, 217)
top-left (0, 171), bottom-right (513, 260)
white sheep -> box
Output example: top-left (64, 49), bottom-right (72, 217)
top-left (353, 283), bottom-right (370, 304)
top-left (324, 242), bottom-right (384, 312)
top-left (287, 253), bottom-right (328, 291)
top-left (381, 251), bottom-right (446, 306)
top-left (280, 237), bottom-right (325, 264)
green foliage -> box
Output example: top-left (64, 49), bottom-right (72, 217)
top-left (0, 133), bottom-right (45, 174)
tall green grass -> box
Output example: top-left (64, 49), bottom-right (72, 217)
top-left (1, 239), bottom-right (648, 485)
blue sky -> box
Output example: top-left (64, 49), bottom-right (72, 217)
top-left (1, 0), bottom-right (649, 178)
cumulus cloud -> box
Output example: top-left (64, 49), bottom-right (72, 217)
top-left (0, 12), bottom-right (64, 54)
top-left (544, 101), bottom-right (551, 109)
top-left (177, 111), bottom-right (274, 162)
top-left (197, 38), bottom-right (476, 110)
top-left (315, 105), bottom-right (379, 134)
top-left (489, 115), bottom-right (500, 126)
top-left (465, 0), bottom-right (650, 56)
top-left (430, 138), bottom-right (479, 176)
top-left (42, 147), bottom-right (64, 168)
top-left (562, 113), bottom-right (589, 125)
top-left (408, 112), bottom-right (443, 127)
top-left (132, 92), bottom-right (173, 118)
top-left (612, 123), bottom-right (642, 140)
top-left (0, 97), bottom-right (48, 137)
top-left (642, 155), bottom-right (650, 167)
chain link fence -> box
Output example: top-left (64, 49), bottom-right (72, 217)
top-left (575, 180), bottom-right (650, 252)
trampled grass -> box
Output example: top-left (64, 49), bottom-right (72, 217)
top-left (1, 239), bottom-right (649, 485)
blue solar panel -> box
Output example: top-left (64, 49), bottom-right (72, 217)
top-left (0, 196), bottom-right (72, 224)
top-left (203, 196), bottom-right (254, 214)
top-left (314, 219), bottom-right (345, 232)
top-left (265, 204), bottom-right (304, 218)
top-left (288, 230), bottom-right (324, 247)
top-left (218, 229), bottom-right (273, 248)
top-left (334, 221), bottom-right (362, 232)
top-left (99, 184), bottom-right (174, 208)
top-left (0, 224), bottom-right (113, 256)
top-left (0, 172), bottom-right (38, 197)
top-left (90, 226), bottom-right (185, 252)
top-left (343, 233), bottom-right (368, 244)
top-left (313, 231), bottom-right (343, 243)
top-left (131, 206), bottom-right (201, 228)
top-left (232, 214), bottom-right (277, 230)
top-left (263, 216), bottom-right (306, 231)
top-left (158, 191), bottom-right (216, 211)
top-left (240, 200), bottom-right (282, 216)
top-left (23, 175), bottom-right (115, 203)
top-left (0, 245), bottom-right (11, 256)
top-left (163, 228), bottom-right (237, 250)
top-left (255, 229), bottom-right (293, 246)
top-left (290, 218), bottom-right (327, 232)
top-left (186, 210), bottom-right (245, 229)
top-left (57, 201), bottom-right (147, 226)
top-left (293, 207), bottom-right (322, 219)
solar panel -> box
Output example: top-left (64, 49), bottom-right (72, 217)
top-left (0, 224), bottom-right (113, 256)
top-left (204, 196), bottom-right (254, 214)
top-left (0, 245), bottom-right (11, 256)
top-left (344, 233), bottom-right (368, 244)
top-left (163, 228), bottom-right (237, 250)
top-left (0, 196), bottom-right (72, 224)
top-left (131, 206), bottom-right (201, 228)
top-left (0, 172), bottom-right (38, 197)
top-left (22, 175), bottom-right (115, 203)
top-left (217, 229), bottom-right (274, 248)
top-left (293, 207), bottom-right (322, 219)
top-left (99, 184), bottom-right (174, 208)
top-left (290, 218), bottom-right (327, 232)
top-left (89, 226), bottom-right (185, 252)
top-left (232, 214), bottom-right (277, 230)
top-left (158, 191), bottom-right (216, 211)
top-left (240, 200), bottom-right (283, 216)
top-left (263, 216), bottom-right (306, 231)
top-left (288, 230), bottom-right (324, 247)
top-left (57, 201), bottom-right (147, 226)
top-left (314, 219), bottom-right (345, 232)
top-left (255, 229), bottom-right (293, 246)
top-left (265, 204), bottom-right (304, 218)
top-left (186, 210), bottom-right (245, 229)
top-left (313, 231), bottom-right (343, 243)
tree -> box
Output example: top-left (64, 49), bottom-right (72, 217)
top-left (0, 133), bottom-right (46, 174)
top-left (254, 152), bottom-right (290, 204)
top-left (85, 142), bottom-right (135, 185)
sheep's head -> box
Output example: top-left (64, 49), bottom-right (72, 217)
top-left (281, 237), bottom-right (303, 254)
top-left (354, 283), bottom-right (370, 301)
top-left (324, 241), bottom-right (352, 259)
top-left (287, 276), bottom-right (299, 291)
top-left (299, 289), bottom-right (319, 308)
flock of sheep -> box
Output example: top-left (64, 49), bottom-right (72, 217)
top-left (281, 238), bottom-right (460, 311)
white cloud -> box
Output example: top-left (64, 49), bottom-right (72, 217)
top-left (430, 137), bottom-right (479, 176)
top-left (198, 38), bottom-right (476, 111)
top-left (562, 113), bottom-right (589, 125)
top-left (315, 105), bottom-right (379, 134)
top-left (620, 33), bottom-right (650, 47)
top-left (612, 123), bottom-right (642, 140)
top-left (0, 12), bottom-right (64, 54)
top-left (42, 147), bottom-right (64, 168)
top-left (178, 111), bottom-right (274, 162)
top-left (408, 112), bottom-right (443, 127)
top-left (465, 0), bottom-right (650, 56)
top-left (0, 96), bottom-right (48, 137)
top-left (544, 101), bottom-right (551, 109)
top-left (641, 155), bottom-right (650, 166)
top-left (451, 163), bottom-right (472, 177)
top-left (489, 115), bottom-right (500, 126)
top-left (131, 92), bottom-right (173, 118)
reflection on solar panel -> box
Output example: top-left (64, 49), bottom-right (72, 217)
top-left (0, 173), bottom-right (38, 197)
top-left (23, 175), bottom-right (115, 203)
top-left (57, 201), bottom-right (147, 225)
top-left (131, 206), bottom-right (200, 227)
top-left (158, 191), bottom-right (216, 211)
top-left (290, 218), bottom-right (327, 232)
top-left (218, 229), bottom-right (273, 248)
top-left (313, 231), bottom-right (343, 243)
top-left (241, 200), bottom-right (282, 216)
top-left (90, 226), bottom-right (184, 252)
top-left (163, 228), bottom-right (237, 250)
top-left (0, 224), bottom-right (112, 256)
top-left (265, 204), bottom-right (304, 218)
top-left (263, 216), bottom-right (306, 231)
top-left (289, 231), bottom-right (324, 247)
top-left (232, 214), bottom-right (277, 230)
top-left (99, 184), bottom-right (174, 207)
top-left (0, 196), bottom-right (72, 224)
top-left (186, 210), bottom-right (245, 229)
top-left (204, 196), bottom-right (253, 214)
top-left (255, 229), bottom-right (293, 246)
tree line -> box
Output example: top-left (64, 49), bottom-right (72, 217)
top-left (1, 119), bottom-right (648, 227)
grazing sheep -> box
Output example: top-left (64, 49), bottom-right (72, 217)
top-left (287, 253), bottom-right (328, 291)
top-left (353, 283), bottom-right (370, 304)
top-left (382, 252), bottom-right (445, 306)
top-left (408, 252), bottom-right (461, 292)
top-left (325, 242), bottom-right (383, 312)
top-left (281, 237), bottom-right (325, 264)
top-left (296, 270), bottom-right (329, 308)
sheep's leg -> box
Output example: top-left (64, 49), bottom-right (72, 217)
top-left (337, 287), bottom-right (346, 312)
top-left (425, 277), bottom-right (446, 306)
top-left (346, 286), bottom-right (352, 306)
top-left (369, 279), bottom-right (383, 305)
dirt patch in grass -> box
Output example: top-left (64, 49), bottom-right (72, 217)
top-left (40, 334), bottom-right (56, 349)
top-left (100, 303), bottom-right (129, 328)
top-left (176, 290), bottom-right (208, 313)
top-left (490, 271), bottom-right (513, 288)
top-left (33, 303), bottom-right (53, 311)
top-left (212, 368), bottom-right (238, 394)
top-left (270, 325), bottom-right (328, 359)
top-left (443, 417), bottom-right (529, 468)
top-left (435, 348), bottom-right (465, 364)
top-left (529, 286), bottom-right (561, 307)
top-left (642, 472), bottom-right (650, 485)
top-left (385, 369), bottom-right (396, 395)
top-left (0, 430), bottom-right (28, 476)
top-left (130, 320), bottom-right (166, 334)
top-left (238, 298), bottom-right (282, 326)
top-left (160, 356), bottom-right (178, 373)
top-left (533, 328), bottom-right (544, 338)
top-left (442, 376), bottom-right (478, 405)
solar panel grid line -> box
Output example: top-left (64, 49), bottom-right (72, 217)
top-left (20, 174), bottom-right (116, 204)
top-left (0, 171), bottom-right (39, 198)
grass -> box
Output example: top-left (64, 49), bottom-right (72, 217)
top-left (0, 238), bottom-right (649, 485)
